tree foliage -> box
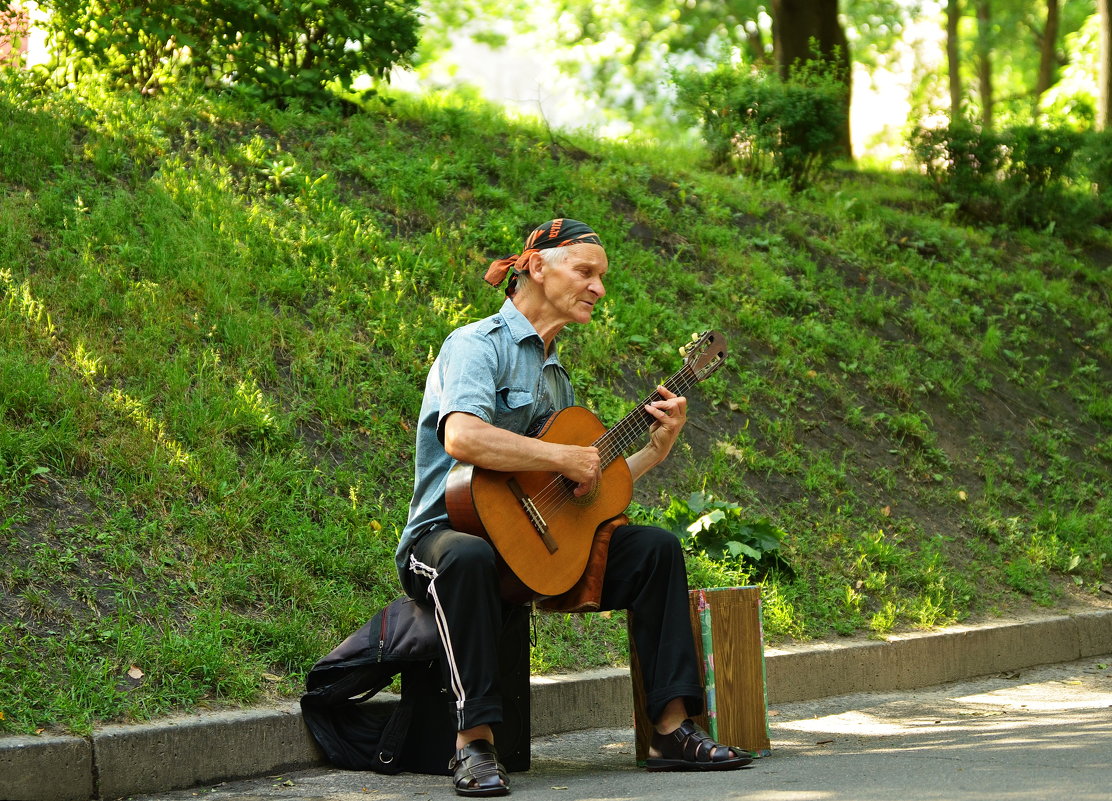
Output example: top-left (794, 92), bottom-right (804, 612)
top-left (910, 120), bottom-right (1110, 231)
top-left (546, 0), bottom-right (771, 121)
top-left (676, 56), bottom-right (848, 190)
top-left (415, 0), bottom-right (916, 150)
top-left (0, 2), bottom-right (31, 69)
top-left (943, 0), bottom-right (1095, 128)
top-left (409, 1), bottom-right (1111, 155)
top-left (1100, 0), bottom-right (1112, 129)
top-left (38, 0), bottom-right (420, 103)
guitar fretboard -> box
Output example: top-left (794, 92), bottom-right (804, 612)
top-left (595, 364), bottom-right (702, 467)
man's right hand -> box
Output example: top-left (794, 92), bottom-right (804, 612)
top-left (554, 443), bottom-right (601, 497)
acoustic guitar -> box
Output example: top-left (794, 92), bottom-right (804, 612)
top-left (445, 330), bottom-right (728, 598)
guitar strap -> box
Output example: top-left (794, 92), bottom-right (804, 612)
top-left (535, 513), bottom-right (629, 613)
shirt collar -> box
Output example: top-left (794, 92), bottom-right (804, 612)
top-left (499, 298), bottom-right (544, 346)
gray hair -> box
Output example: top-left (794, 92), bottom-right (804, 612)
top-left (514, 247), bottom-right (569, 293)
top-left (538, 247), bottom-right (570, 268)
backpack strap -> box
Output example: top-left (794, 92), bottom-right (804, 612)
top-left (370, 684), bottom-right (418, 773)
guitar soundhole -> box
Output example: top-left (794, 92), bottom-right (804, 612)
top-left (561, 476), bottom-right (599, 506)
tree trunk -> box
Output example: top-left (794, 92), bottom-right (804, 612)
top-left (976, 0), bottom-right (994, 129)
top-left (725, 0), bottom-right (770, 64)
top-left (1101, 0), bottom-right (1112, 130)
top-left (745, 22), bottom-right (767, 65)
top-left (947, 0), bottom-right (962, 122)
top-left (1034, 0), bottom-right (1059, 118)
top-left (770, 0), bottom-right (853, 159)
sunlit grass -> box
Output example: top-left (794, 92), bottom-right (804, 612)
top-left (0, 75), bottom-right (1109, 733)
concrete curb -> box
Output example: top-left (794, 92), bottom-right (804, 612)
top-left (3, 608), bottom-right (1110, 801)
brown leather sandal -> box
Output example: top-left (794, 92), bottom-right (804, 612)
top-left (646, 719), bottom-right (754, 772)
top-left (448, 739), bottom-right (510, 797)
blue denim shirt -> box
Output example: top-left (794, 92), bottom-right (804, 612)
top-left (396, 299), bottom-right (575, 576)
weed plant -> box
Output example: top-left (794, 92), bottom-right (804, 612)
top-left (1, 74), bottom-right (1110, 734)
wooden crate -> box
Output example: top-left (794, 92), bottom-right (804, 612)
top-left (628, 586), bottom-right (770, 762)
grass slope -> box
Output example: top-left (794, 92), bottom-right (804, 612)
top-left (1, 77), bottom-right (1110, 734)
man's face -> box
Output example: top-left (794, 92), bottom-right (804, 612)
top-left (537, 243), bottom-right (608, 325)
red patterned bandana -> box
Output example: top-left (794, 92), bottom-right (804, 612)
top-left (484, 219), bottom-right (603, 296)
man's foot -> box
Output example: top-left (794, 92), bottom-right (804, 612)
top-left (645, 719), bottom-right (754, 772)
top-left (449, 739), bottom-right (510, 796)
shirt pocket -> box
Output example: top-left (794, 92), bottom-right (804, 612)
top-left (494, 387), bottom-right (535, 434)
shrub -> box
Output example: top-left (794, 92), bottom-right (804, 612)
top-left (675, 60), bottom-right (848, 192)
top-left (636, 491), bottom-right (790, 578)
top-left (1003, 125), bottom-right (1082, 189)
top-left (1003, 126), bottom-right (1093, 230)
top-left (38, 0), bottom-right (420, 104)
top-left (908, 121), bottom-right (1005, 218)
top-left (910, 121), bottom-right (1099, 233)
top-left (1078, 130), bottom-right (1112, 219)
top-left (208, 0), bottom-right (421, 103)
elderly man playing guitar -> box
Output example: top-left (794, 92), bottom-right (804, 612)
top-left (396, 219), bottom-right (750, 796)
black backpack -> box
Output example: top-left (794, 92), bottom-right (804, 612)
top-left (300, 595), bottom-right (531, 775)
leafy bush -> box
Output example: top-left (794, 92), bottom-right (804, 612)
top-left (38, 0), bottom-right (420, 103)
top-left (675, 60), bottom-right (848, 191)
top-left (1004, 125), bottom-right (1082, 189)
top-left (908, 121), bottom-right (1005, 217)
top-left (910, 121), bottom-right (1100, 233)
top-left (638, 491), bottom-right (789, 577)
top-left (1078, 130), bottom-right (1112, 218)
top-left (210, 0), bottom-right (421, 103)
top-left (1000, 125), bottom-right (1092, 230)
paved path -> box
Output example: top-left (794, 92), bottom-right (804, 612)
top-left (129, 656), bottom-right (1112, 801)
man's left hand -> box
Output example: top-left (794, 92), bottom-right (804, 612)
top-left (643, 385), bottom-right (687, 457)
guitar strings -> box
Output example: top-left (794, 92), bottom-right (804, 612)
top-left (596, 367), bottom-right (699, 463)
top-left (527, 367), bottom-right (699, 516)
top-left (587, 366), bottom-right (700, 469)
top-left (524, 365), bottom-right (701, 520)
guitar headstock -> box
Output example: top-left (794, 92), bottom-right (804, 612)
top-left (679, 330), bottom-right (728, 381)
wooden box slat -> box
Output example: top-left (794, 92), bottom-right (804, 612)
top-left (629, 586), bottom-right (770, 763)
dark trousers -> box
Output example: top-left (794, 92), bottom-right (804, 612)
top-left (401, 524), bottom-right (704, 732)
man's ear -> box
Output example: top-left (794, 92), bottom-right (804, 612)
top-left (523, 250), bottom-right (545, 283)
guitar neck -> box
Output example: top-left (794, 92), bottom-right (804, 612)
top-left (595, 364), bottom-right (702, 468)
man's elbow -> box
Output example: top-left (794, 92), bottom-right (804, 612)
top-left (442, 413), bottom-right (477, 462)
top-left (443, 432), bottom-right (467, 462)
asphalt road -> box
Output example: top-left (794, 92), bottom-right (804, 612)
top-left (127, 655), bottom-right (1112, 801)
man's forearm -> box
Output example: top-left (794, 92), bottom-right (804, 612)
top-left (446, 419), bottom-right (557, 471)
top-left (443, 412), bottom-right (598, 482)
top-left (626, 444), bottom-right (667, 484)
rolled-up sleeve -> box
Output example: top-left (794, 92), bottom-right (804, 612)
top-left (434, 330), bottom-right (499, 443)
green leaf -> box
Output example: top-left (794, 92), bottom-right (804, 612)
top-left (687, 509), bottom-right (725, 535)
top-left (686, 491), bottom-right (707, 515)
top-left (726, 540), bottom-right (762, 560)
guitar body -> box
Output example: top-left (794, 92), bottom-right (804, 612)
top-left (445, 406), bottom-right (633, 598)
top-left (445, 329), bottom-right (727, 601)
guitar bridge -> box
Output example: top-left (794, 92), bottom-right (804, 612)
top-left (506, 477), bottom-right (558, 554)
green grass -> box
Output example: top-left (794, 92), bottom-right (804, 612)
top-left (1, 73), bottom-right (1110, 735)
